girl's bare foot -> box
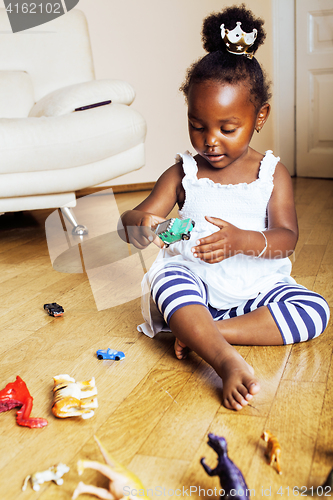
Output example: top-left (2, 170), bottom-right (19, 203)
top-left (175, 337), bottom-right (259, 410)
top-left (169, 305), bottom-right (260, 411)
top-left (216, 348), bottom-right (260, 411)
top-left (174, 338), bottom-right (191, 359)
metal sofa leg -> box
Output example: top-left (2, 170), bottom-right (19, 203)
top-left (60, 207), bottom-right (88, 236)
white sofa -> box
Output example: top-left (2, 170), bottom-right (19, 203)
top-left (0, 8), bottom-right (146, 221)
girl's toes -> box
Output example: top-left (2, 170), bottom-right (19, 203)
top-left (232, 389), bottom-right (249, 408)
top-left (237, 383), bottom-right (254, 402)
top-left (237, 384), bottom-right (251, 399)
top-left (224, 389), bottom-right (248, 411)
top-left (232, 400), bottom-right (245, 411)
top-left (223, 397), bottom-right (235, 411)
top-left (219, 351), bottom-right (261, 411)
top-left (174, 338), bottom-right (189, 359)
top-left (223, 380), bottom-right (258, 411)
top-left (248, 381), bottom-right (260, 396)
top-left (224, 396), bottom-right (244, 411)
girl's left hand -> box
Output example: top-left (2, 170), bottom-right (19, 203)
top-left (191, 216), bottom-right (245, 263)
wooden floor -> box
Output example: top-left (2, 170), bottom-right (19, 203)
top-left (0, 177), bottom-right (332, 500)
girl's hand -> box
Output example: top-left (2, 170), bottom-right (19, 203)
top-left (191, 216), bottom-right (245, 263)
top-left (121, 211), bottom-right (167, 249)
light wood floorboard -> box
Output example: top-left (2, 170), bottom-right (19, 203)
top-left (0, 177), bottom-right (332, 499)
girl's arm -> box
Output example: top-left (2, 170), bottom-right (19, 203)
top-left (191, 163), bottom-right (298, 262)
top-left (120, 163), bottom-right (184, 249)
top-left (263, 162), bottom-right (299, 258)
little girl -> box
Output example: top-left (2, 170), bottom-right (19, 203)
top-left (121, 5), bottom-right (330, 411)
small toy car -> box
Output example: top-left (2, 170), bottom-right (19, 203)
top-left (154, 218), bottom-right (195, 247)
top-left (96, 348), bottom-right (125, 361)
top-left (44, 303), bottom-right (64, 317)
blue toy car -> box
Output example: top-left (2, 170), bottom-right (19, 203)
top-left (96, 348), bottom-right (125, 361)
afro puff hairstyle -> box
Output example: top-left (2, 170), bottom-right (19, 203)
top-left (180, 4), bottom-right (271, 111)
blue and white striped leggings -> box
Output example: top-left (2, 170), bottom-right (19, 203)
top-left (151, 265), bottom-right (330, 345)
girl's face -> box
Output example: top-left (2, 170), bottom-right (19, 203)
top-left (187, 80), bottom-right (269, 170)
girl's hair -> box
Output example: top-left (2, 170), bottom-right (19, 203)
top-left (180, 4), bottom-right (271, 111)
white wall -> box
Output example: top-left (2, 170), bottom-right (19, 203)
top-left (77, 0), bottom-right (275, 185)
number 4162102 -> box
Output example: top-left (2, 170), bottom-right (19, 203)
top-left (276, 486), bottom-right (332, 496)
top-left (5, 3), bottom-right (62, 14)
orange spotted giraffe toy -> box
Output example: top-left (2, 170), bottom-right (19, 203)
top-left (261, 430), bottom-right (282, 475)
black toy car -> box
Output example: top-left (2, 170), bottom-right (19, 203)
top-left (43, 303), bottom-right (64, 317)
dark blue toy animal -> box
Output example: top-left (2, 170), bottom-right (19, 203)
top-left (201, 434), bottom-right (250, 499)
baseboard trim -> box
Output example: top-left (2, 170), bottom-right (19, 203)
top-left (76, 182), bottom-right (155, 197)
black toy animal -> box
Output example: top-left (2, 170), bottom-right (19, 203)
top-left (201, 434), bottom-right (250, 499)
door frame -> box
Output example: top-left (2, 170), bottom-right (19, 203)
top-left (272, 0), bottom-right (296, 176)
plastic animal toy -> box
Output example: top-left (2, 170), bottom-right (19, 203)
top-left (52, 374), bottom-right (98, 419)
top-left (96, 348), bottom-right (125, 361)
top-left (44, 302), bottom-right (64, 317)
top-left (261, 430), bottom-right (282, 474)
top-left (201, 434), bottom-right (249, 500)
top-left (22, 463), bottom-right (70, 491)
top-left (154, 218), bottom-right (195, 247)
top-left (0, 376), bottom-right (48, 428)
top-left (72, 435), bottom-right (150, 500)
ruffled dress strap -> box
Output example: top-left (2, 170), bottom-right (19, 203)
top-left (175, 151), bottom-right (198, 180)
top-left (258, 150), bottom-right (280, 182)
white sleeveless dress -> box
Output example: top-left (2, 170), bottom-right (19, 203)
top-left (138, 150), bottom-right (296, 337)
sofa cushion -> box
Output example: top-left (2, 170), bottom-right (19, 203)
top-left (29, 80), bottom-right (136, 117)
top-left (0, 71), bottom-right (34, 118)
top-left (0, 103), bottom-right (146, 174)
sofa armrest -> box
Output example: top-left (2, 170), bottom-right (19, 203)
top-left (29, 79), bottom-right (136, 117)
top-left (1, 103), bottom-right (146, 175)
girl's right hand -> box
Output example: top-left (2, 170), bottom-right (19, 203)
top-left (120, 211), bottom-right (167, 249)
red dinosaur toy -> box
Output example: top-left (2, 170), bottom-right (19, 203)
top-left (0, 376), bottom-right (48, 428)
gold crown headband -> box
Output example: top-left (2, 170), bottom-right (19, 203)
top-left (220, 22), bottom-right (257, 59)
